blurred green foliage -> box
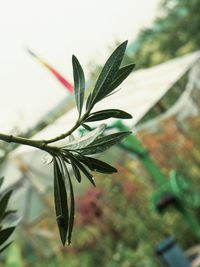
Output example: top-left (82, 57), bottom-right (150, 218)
top-left (90, 0), bottom-right (200, 82)
top-left (4, 244), bottom-right (24, 267)
top-left (6, 142), bottom-right (199, 266)
top-left (124, 0), bottom-right (200, 68)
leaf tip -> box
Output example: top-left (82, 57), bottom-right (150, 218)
top-left (72, 54), bottom-right (77, 63)
top-left (61, 239), bottom-right (66, 246)
top-left (121, 40), bottom-right (128, 49)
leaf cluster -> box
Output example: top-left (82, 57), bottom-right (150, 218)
top-left (72, 40), bottom-right (135, 117)
top-left (48, 41), bottom-right (135, 245)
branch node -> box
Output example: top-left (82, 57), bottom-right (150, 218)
top-left (41, 140), bottom-right (47, 150)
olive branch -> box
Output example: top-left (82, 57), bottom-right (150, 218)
top-left (0, 41), bottom-right (135, 246)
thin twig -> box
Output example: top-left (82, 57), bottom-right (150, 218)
top-left (0, 111), bottom-right (90, 152)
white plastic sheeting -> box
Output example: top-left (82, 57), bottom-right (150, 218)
top-left (136, 58), bottom-right (200, 132)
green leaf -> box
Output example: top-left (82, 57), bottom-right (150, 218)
top-left (70, 159), bottom-right (81, 183)
top-left (67, 154), bottom-right (95, 186)
top-left (80, 156), bottom-right (117, 174)
top-left (79, 131), bottom-right (132, 155)
top-left (66, 152), bottom-right (93, 169)
top-left (86, 92), bottom-right (92, 111)
top-left (64, 124), bottom-right (106, 150)
top-left (88, 41), bottom-right (128, 109)
top-left (59, 160), bottom-right (75, 245)
top-left (53, 158), bottom-right (69, 246)
top-left (100, 88), bottom-right (121, 99)
top-left (72, 55), bottom-right (85, 117)
top-left (0, 227), bottom-right (15, 246)
top-left (85, 109), bottom-right (132, 122)
top-left (102, 64), bottom-right (135, 98)
top-left (66, 169), bottom-right (75, 245)
top-left (0, 190), bottom-right (13, 221)
top-left (77, 162), bottom-right (95, 186)
top-left (82, 124), bottom-right (92, 131)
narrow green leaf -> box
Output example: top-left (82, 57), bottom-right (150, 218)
top-left (73, 153), bottom-right (93, 170)
top-left (0, 190), bottom-right (13, 220)
top-left (53, 158), bottom-right (69, 246)
top-left (101, 64), bottom-right (135, 99)
top-left (79, 131), bottom-right (132, 155)
top-left (82, 124), bottom-right (92, 131)
top-left (70, 159), bottom-right (81, 183)
top-left (89, 41), bottom-right (128, 109)
top-left (85, 109), bottom-right (132, 122)
top-left (77, 162), bottom-right (95, 186)
top-left (98, 87), bottom-right (121, 100)
top-left (59, 160), bottom-right (75, 246)
top-left (72, 55), bottom-right (85, 117)
top-left (80, 156), bottom-right (117, 174)
top-left (67, 155), bottom-right (95, 186)
top-left (67, 170), bottom-right (75, 245)
top-left (0, 227), bottom-right (15, 246)
top-left (91, 131), bottom-right (132, 147)
top-left (86, 92), bottom-right (92, 111)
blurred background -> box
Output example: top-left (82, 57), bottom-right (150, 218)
top-left (0, 0), bottom-right (200, 266)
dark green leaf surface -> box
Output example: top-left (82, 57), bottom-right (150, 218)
top-left (104, 64), bottom-right (135, 97)
top-left (66, 170), bottom-right (75, 245)
top-left (0, 227), bottom-right (15, 246)
top-left (58, 157), bottom-right (75, 246)
top-left (85, 109), bottom-right (132, 122)
top-left (0, 190), bottom-right (13, 220)
top-left (76, 162), bottom-right (95, 186)
top-left (88, 41), bottom-right (128, 109)
top-left (68, 155), bottom-right (95, 186)
top-left (82, 124), bottom-right (92, 131)
top-left (53, 159), bottom-right (69, 246)
top-left (72, 153), bottom-right (93, 170)
top-left (70, 159), bottom-right (81, 183)
top-left (79, 131), bottom-right (132, 155)
top-left (72, 55), bottom-right (85, 116)
top-left (80, 156), bottom-right (117, 174)
top-left (86, 92), bottom-right (92, 111)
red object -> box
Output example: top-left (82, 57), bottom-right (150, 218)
top-left (46, 63), bottom-right (74, 92)
top-left (27, 48), bottom-right (74, 92)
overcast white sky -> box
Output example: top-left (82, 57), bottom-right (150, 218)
top-left (0, 0), bottom-right (159, 133)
